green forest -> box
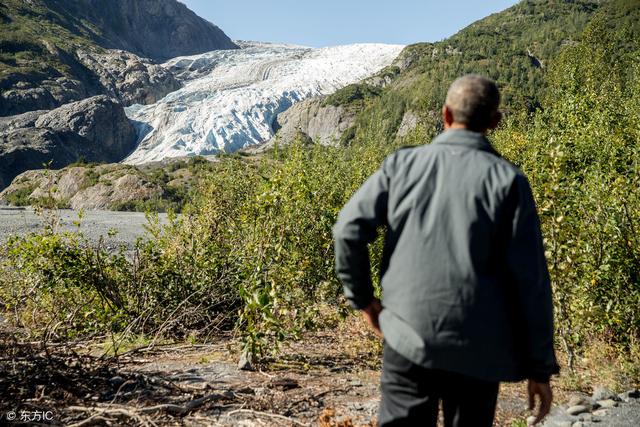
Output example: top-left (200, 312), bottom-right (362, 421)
top-left (1, 0), bottom-right (639, 395)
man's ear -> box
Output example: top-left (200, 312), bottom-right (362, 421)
top-left (442, 105), bottom-right (454, 129)
top-left (488, 110), bottom-right (502, 130)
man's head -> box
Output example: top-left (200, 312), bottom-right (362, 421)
top-left (442, 74), bottom-right (501, 133)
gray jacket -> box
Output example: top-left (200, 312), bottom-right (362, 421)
top-left (333, 129), bottom-right (559, 382)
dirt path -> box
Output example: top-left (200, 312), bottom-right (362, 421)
top-left (4, 330), bottom-right (637, 426)
top-left (1, 318), bottom-right (543, 426)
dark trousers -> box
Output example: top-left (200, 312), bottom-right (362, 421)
top-left (379, 344), bottom-right (499, 427)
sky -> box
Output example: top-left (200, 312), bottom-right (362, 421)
top-left (181, 0), bottom-right (520, 47)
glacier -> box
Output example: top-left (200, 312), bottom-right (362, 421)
top-left (123, 42), bottom-right (404, 164)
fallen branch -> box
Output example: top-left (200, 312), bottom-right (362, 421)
top-left (137, 392), bottom-right (231, 415)
top-left (67, 406), bottom-right (154, 427)
top-left (287, 387), bottom-right (350, 410)
top-left (66, 414), bottom-right (111, 427)
top-left (226, 408), bottom-right (310, 426)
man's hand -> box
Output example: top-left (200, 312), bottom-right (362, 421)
top-left (528, 379), bottom-right (553, 425)
top-left (362, 298), bottom-right (383, 337)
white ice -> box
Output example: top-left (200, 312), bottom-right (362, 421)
top-left (123, 42), bottom-right (404, 164)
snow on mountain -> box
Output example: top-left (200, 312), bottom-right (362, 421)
top-left (123, 42), bottom-right (404, 164)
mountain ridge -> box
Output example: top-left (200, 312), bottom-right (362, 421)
top-left (0, 0), bottom-right (236, 116)
top-left (43, 0), bottom-right (238, 62)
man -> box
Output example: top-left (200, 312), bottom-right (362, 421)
top-left (333, 74), bottom-right (559, 427)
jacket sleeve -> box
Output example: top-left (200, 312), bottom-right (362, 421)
top-left (506, 174), bottom-right (560, 382)
top-left (332, 156), bottom-right (392, 309)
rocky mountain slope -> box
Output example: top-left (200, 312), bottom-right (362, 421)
top-left (75, 49), bottom-right (181, 107)
top-left (124, 42), bottom-right (404, 163)
top-left (54, 0), bottom-right (238, 62)
top-left (0, 0), bottom-right (235, 116)
top-left (0, 96), bottom-right (136, 188)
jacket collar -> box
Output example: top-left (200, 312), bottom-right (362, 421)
top-left (432, 129), bottom-right (499, 156)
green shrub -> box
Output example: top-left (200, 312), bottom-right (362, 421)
top-left (493, 9), bottom-right (640, 368)
top-left (3, 185), bottom-right (35, 206)
top-left (322, 83), bottom-right (382, 108)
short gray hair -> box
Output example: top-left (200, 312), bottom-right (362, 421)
top-left (445, 75), bottom-right (500, 131)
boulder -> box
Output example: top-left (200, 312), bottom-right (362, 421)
top-left (261, 98), bottom-right (357, 150)
top-left (69, 173), bottom-right (163, 210)
top-left (0, 96), bottom-right (136, 189)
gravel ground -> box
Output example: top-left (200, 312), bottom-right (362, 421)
top-left (0, 207), bottom-right (166, 249)
top-left (596, 401), bottom-right (640, 427)
top-left (540, 387), bottom-right (640, 427)
top-left (542, 399), bottom-right (640, 427)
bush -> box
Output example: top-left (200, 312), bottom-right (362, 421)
top-left (3, 185), bottom-right (35, 206)
top-left (493, 11), bottom-right (640, 369)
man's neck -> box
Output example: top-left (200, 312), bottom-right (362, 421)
top-left (444, 122), bottom-right (487, 134)
top-left (446, 122), bottom-right (467, 130)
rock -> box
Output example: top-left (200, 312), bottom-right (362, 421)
top-left (56, 168), bottom-right (94, 200)
top-left (592, 409), bottom-right (608, 417)
top-left (76, 50), bottom-right (182, 106)
top-left (34, 96), bottom-right (136, 162)
top-left (0, 110), bottom-right (47, 131)
top-left (0, 48), bottom-right (181, 116)
top-left (618, 389), bottom-right (640, 402)
top-left (592, 386), bottom-right (616, 401)
top-left (0, 96), bottom-right (136, 190)
top-left (567, 405), bottom-right (590, 416)
top-left (578, 413), bottom-right (592, 422)
top-left (0, 128), bottom-right (84, 190)
top-left (396, 111), bottom-right (420, 138)
top-left (0, 83), bottom-right (75, 117)
top-left (237, 350), bottom-right (254, 371)
top-left (69, 173), bottom-right (163, 210)
top-left (0, 0), bottom-right (236, 116)
top-left (267, 377), bottom-right (299, 391)
top-left (567, 394), bottom-right (593, 409)
top-left (0, 41), bottom-right (103, 117)
top-left (0, 157), bottom-right (207, 210)
top-left (596, 399), bottom-right (618, 408)
top-left (541, 407), bottom-right (578, 427)
top-left (527, 415), bottom-right (537, 425)
top-left (572, 422), bottom-right (585, 427)
top-left (266, 98), bottom-right (358, 149)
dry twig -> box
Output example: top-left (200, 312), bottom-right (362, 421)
top-left (227, 408), bottom-right (310, 426)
